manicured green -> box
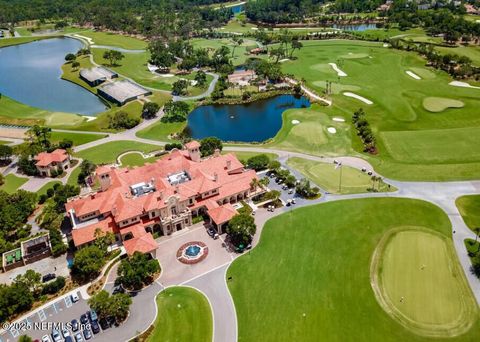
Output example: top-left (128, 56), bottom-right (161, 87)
top-left (136, 121), bottom-right (186, 142)
top-left (147, 286), bottom-right (212, 342)
top-left (50, 131), bottom-right (107, 146)
top-left (227, 198), bottom-right (480, 342)
top-left (0, 174), bottom-right (28, 193)
top-left (287, 157), bottom-right (393, 194)
top-left (456, 195), bottom-right (480, 233)
top-left (119, 152), bottom-right (158, 167)
top-left (0, 94), bottom-right (84, 127)
top-left (0, 36), bottom-right (52, 48)
top-left (435, 45), bottom-right (480, 67)
top-left (273, 40), bottom-right (480, 181)
top-left (36, 181), bottom-right (62, 196)
top-left (75, 141), bottom-right (160, 164)
top-left (422, 97), bottom-right (464, 112)
top-left (372, 228), bottom-right (476, 337)
top-left (78, 31), bottom-right (147, 50)
top-left (225, 151), bottom-right (278, 163)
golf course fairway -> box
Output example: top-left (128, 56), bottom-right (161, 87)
top-left (227, 198), bottom-right (480, 341)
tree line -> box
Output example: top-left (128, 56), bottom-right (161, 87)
top-left (0, 0), bottom-right (235, 39)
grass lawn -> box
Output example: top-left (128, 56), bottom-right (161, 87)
top-left (0, 36), bottom-right (52, 48)
top-left (136, 121), bottom-right (186, 142)
top-left (147, 286), bottom-right (212, 342)
top-left (372, 227), bottom-right (475, 337)
top-left (67, 166), bottom-right (81, 186)
top-left (36, 181), bottom-right (62, 197)
top-left (78, 31), bottom-right (147, 50)
top-left (74, 141), bottom-right (161, 164)
top-left (271, 40), bottom-right (480, 181)
top-left (435, 45), bottom-right (480, 67)
top-left (456, 195), bottom-right (480, 233)
top-left (227, 198), bottom-right (480, 341)
top-left (191, 37), bottom-right (260, 66)
top-left (0, 94), bottom-right (84, 127)
top-left (50, 131), bottom-right (107, 146)
top-left (0, 174), bottom-right (29, 193)
top-left (0, 140), bottom-right (9, 145)
top-left (287, 157), bottom-right (394, 194)
top-left (218, 19), bottom-right (258, 34)
top-left (119, 152), bottom-right (158, 167)
top-left (225, 151), bottom-right (278, 163)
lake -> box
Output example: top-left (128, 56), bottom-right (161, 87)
top-left (187, 95), bottom-right (310, 142)
top-left (332, 23), bottom-right (378, 31)
top-left (0, 37), bottom-right (107, 115)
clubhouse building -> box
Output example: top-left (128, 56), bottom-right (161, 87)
top-left (66, 141), bottom-right (260, 256)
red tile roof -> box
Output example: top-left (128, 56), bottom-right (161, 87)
top-left (71, 216), bottom-right (118, 247)
top-left (35, 149), bottom-right (68, 167)
top-left (123, 233), bottom-right (158, 255)
top-left (185, 140), bottom-right (200, 149)
top-left (67, 148), bottom-right (257, 242)
top-left (208, 204), bottom-right (237, 225)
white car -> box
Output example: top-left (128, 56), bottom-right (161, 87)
top-left (42, 335), bottom-right (52, 342)
top-left (51, 329), bottom-right (62, 342)
top-left (71, 292), bottom-right (79, 303)
top-left (62, 327), bottom-right (71, 338)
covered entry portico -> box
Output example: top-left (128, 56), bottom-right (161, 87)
top-left (207, 204), bottom-right (238, 234)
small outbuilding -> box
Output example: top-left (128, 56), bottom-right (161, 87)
top-left (35, 149), bottom-right (70, 177)
top-left (98, 80), bottom-right (152, 105)
top-left (2, 233), bottom-right (52, 272)
top-left (79, 67), bottom-right (118, 87)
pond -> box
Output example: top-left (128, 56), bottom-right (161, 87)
top-left (0, 37), bottom-right (107, 115)
top-left (332, 23), bottom-right (378, 31)
top-left (187, 94), bottom-right (310, 142)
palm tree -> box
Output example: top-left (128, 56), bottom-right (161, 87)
top-left (250, 178), bottom-right (260, 192)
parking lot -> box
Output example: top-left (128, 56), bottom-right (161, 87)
top-left (0, 291), bottom-right (92, 342)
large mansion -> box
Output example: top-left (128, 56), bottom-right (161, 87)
top-left (66, 141), bottom-right (259, 256)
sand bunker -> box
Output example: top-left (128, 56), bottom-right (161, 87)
top-left (406, 71), bottom-right (421, 80)
top-left (82, 116), bottom-right (96, 122)
top-left (343, 92), bottom-right (373, 105)
top-left (292, 120), bottom-right (300, 125)
top-left (328, 63), bottom-right (347, 77)
top-left (327, 127), bottom-right (337, 134)
top-left (73, 34), bottom-right (94, 45)
top-left (449, 81), bottom-right (480, 90)
top-left (279, 59), bottom-right (290, 63)
top-left (383, 43), bottom-right (389, 47)
top-left (332, 117), bottom-right (345, 122)
top-left (423, 97), bottom-right (464, 112)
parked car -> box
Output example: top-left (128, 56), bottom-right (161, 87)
top-left (74, 332), bottom-right (84, 342)
top-left (41, 335), bottom-right (51, 342)
top-left (71, 319), bottom-right (79, 332)
top-left (291, 198), bottom-right (296, 204)
top-left (71, 292), bottom-right (79, 303)
top-left (361, 167), bottom-right (367, 172)
top-left (286, 200), bottom-right (291, 207)
top-left (83, 329), bottom-right (92, 340)
top-left (367, 170), bottom-right (373, 176)
top-left (62, 327), bottom-right (70, 338)
top-left (42, 273), bottom-right (56, 283)
top-left (90, 320), bottom-right (100, 334)
top-left (51, 329), bottom-right (62, 342)
top-left (65, 337), bottom-right (73, 342)
top-left (206, 227), bottom-right (216, 238)
top-left (80, 314), bottom-right (89, 325)
top-left (99, 318), bottom-right (111, 330)
top-left (88, 310), bottom-right (98, 323)
top-left (282, 185), bottom-right (288, 190)
top-left (288, 189), bottom-right (294, 194)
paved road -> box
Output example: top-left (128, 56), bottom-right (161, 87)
top-left (184, 264), bottom-right (237, 342)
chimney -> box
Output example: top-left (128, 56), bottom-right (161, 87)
top-left (175, 185), bottom-right (179, 193)
top-left (213, 172), bottom-right (218, 182)
top-left (226, 160), bottom-right (231, 170)
top-left (112, 205), bottom-right (117, 217)
top-left (214, 148), bottom-right (220, 157)
top-left (157, 191), bottom-right (163, 200)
